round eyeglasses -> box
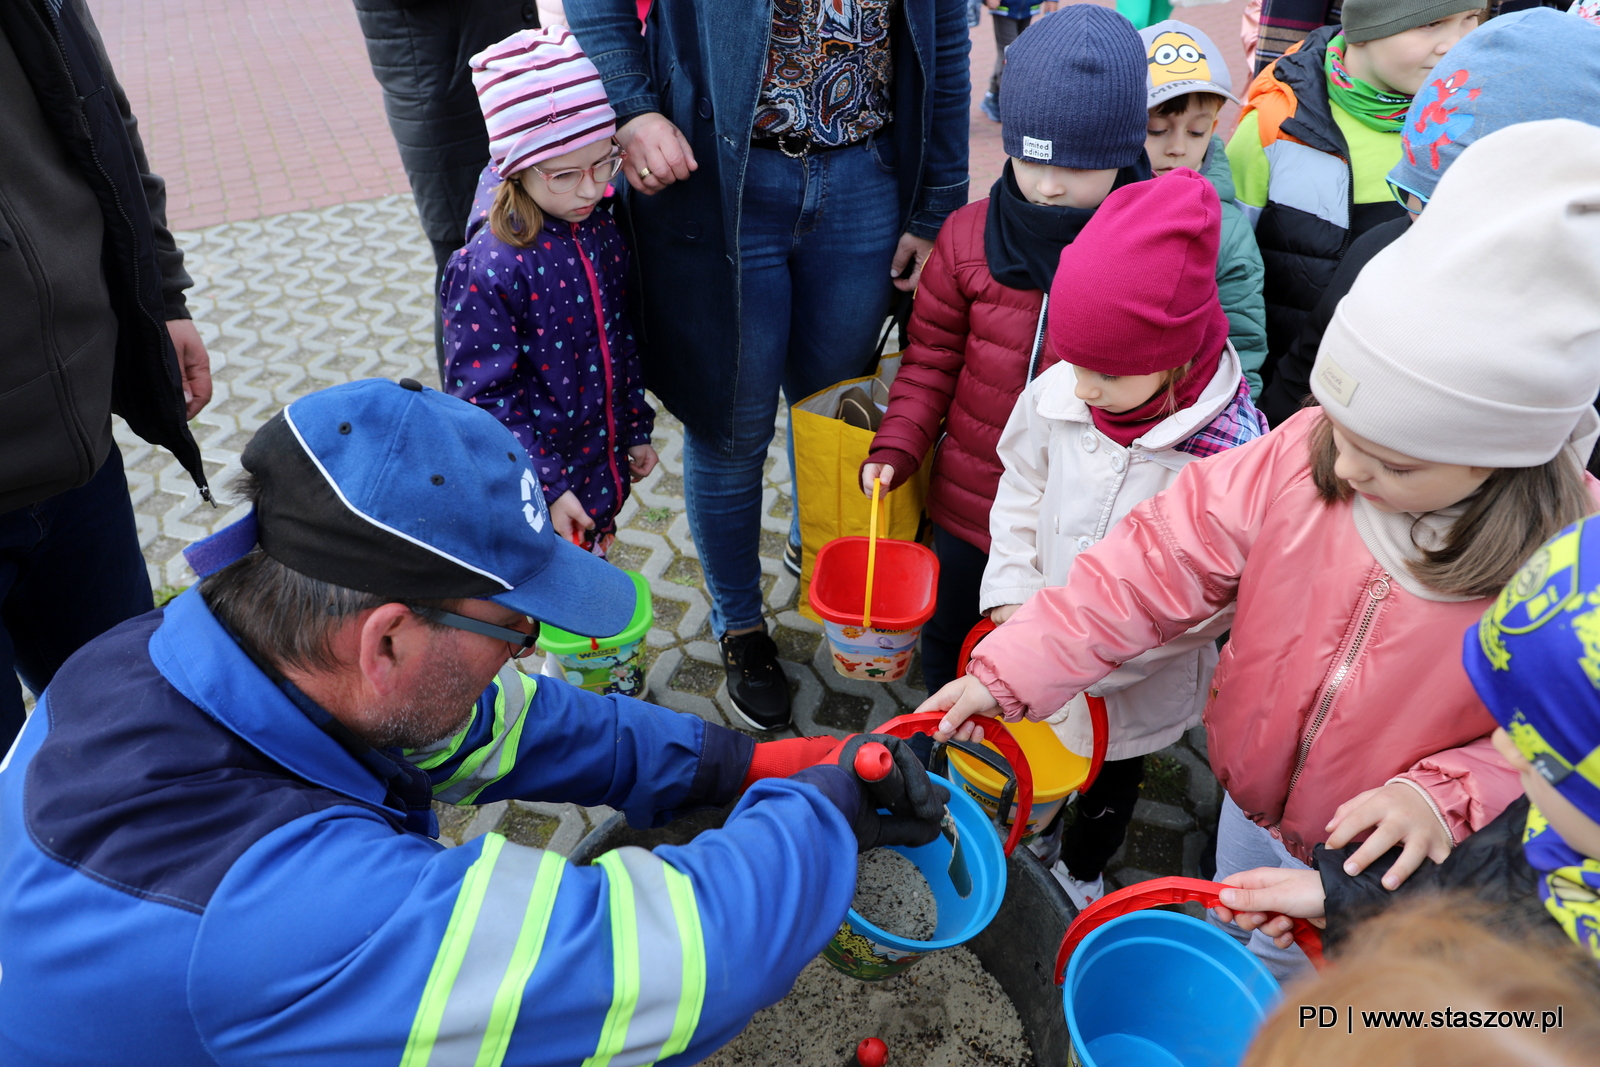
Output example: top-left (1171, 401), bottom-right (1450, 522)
top-left (528, 151), bottom-right (627, 195)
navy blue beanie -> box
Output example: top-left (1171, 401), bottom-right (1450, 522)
top-left (999, 5), bottom-right (1148, 170)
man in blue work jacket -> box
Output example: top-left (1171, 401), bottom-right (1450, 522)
top-left (0, 377), bottom-right (947, 1066)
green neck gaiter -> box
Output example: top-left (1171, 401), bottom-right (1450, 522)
top-left (1324, 34), bottom-right (1413, 133)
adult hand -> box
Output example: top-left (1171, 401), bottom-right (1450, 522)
top-left (615, 112), bottom-right (697, 195)
top-left (891, 233), bottom-right (934, 293)
top-left (1324, 782), bottom-right (1452, 890)
top-left (988, 603), bottom-right (1021, 625)
top-left (166, 318), bottom-right (212, 419)
top-left (627, 443), bottom-right (659, 482)
top-left (549, 490), bottom-right (595, 545)
top-left (860, 462), bottom-right (895, 496)
top-left (916, 676), bottom-right (1002, 742)
top-left (1214, 868), bottom-right (1327, 949)
top-left (832, 733), bottom-right (950, 851)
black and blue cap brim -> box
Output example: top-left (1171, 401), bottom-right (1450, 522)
top-left (490, 536), bottom-right (636, 639)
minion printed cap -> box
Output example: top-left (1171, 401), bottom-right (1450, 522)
top-left (1138, 21), bottom-right (1240, 109)
top-left (1466, 515), bottom-right (1600, 824)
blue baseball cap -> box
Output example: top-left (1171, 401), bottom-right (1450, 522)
top-left (183, 377), bottom-right (636, 638)
top-left (1466, 514), bottom-right (1600, 824)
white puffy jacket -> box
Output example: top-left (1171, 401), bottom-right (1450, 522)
top-left (980, 345), bottom-right (1249, 761)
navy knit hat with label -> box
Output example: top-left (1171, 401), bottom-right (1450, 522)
top-left (999, 5), bottom-right (1148, 170)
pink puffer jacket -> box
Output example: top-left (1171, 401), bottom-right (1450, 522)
top-left (967, 409), bottom-right (1582, 862)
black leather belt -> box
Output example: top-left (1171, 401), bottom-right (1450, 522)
top-left (749, 129), bottom-right (878, 158)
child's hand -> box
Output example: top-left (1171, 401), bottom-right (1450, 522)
top-left (549, 491), bottom-right (595, 545)
top-left (1214, 868), bottom-right (1327, 949)
top-left (916, 676), bottom-right (1002, 742)
top-left (983, 0), bottom-right (1001, 9)
top-left (627, 444), bottom-right (659, 483)
top-left (988, 604), bottom-right (1021, 625)
top-left (861, 463), bottom-right (896, 496)
top-left (1324, 782), bottom-right (1452, 889)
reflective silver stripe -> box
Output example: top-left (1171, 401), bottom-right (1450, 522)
top-left (611, 848), bottom-right (687, 1067)
top-left (1263, 139), bottom-right (1350, 230)
top-left (435, 664), bottom-right (530, 804)
top-left (428, 841), bottom-right (549, 1066)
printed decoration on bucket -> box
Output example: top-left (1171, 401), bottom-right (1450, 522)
top-left (537, 569), bottom-right (652, 695)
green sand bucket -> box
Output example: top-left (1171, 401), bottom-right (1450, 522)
top-left (536, 570), bottom-right (652, 697)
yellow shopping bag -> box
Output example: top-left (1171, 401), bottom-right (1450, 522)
top-left (792, 353), bottom-right (929, 624)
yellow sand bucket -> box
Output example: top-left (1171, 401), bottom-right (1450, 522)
top-left (946, 720), bottom-right (1089, 845)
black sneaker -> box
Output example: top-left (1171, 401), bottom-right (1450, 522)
top-left (782, 540), bottom-right (802, 578)
top-left (720, 630), bottom-right (792, 730)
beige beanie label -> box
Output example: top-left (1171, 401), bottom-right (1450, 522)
top-left (1316, 358), bottom-right (1359, 408)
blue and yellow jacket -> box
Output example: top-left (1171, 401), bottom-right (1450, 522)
top-left (0, 589), bottom-right (859, 1065)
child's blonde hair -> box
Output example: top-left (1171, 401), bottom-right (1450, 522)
top-left (1243, 896), bottom-right (1600, 1067)
top-left (489, 175), bottom-right (545, 249)
top-left (1309, 413), bottom-right (1593, 598)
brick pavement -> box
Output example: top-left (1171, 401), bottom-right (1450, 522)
top-left (94, 0), bottom-right (1241, 876)
top-left (97, 0), bottom-right (407, 230)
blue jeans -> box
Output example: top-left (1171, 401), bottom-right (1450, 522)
top-left (682, 138), bottom-right (901, 636)
top-left (0, 449), bottom-right (152, 748)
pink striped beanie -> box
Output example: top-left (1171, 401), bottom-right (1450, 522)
top-left (471, 28), bottom-right (618, 178)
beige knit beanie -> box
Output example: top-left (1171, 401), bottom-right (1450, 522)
top-left (1311, 119), bottom-right (1600, 468)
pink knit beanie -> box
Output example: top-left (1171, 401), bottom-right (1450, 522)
top-left (471, 28), bottom-right (618, 178)
top-left (1048, 168), bottom-right (1229, 376)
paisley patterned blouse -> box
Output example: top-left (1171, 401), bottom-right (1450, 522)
top-left (752, 0), bottom-right (896, 147)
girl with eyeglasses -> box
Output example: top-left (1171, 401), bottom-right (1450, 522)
top-left (442, 28), bottom-right (658, 558)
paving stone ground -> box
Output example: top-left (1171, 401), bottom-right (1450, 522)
top-left (118, 193), bottom-right (1221, 881)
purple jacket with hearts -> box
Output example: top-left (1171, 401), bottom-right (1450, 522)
top-left (441, 166), bottom-right (653, 535)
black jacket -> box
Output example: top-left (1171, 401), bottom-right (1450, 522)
top-left (0, 0), bottom-right (204, 512)
top-left (1252, 26), bottom-right (1406, 385)
top-left (1259, 215), bottom-right (1407, 427)
top-left (1316, 796), bottom-right (1554, 954)
top-left (351, 0), bottom-right (539, 256)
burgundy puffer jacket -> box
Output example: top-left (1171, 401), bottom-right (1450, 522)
top-left (865, 199), bottom-right (1050, 550)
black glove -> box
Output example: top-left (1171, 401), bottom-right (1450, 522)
top-left (834, 734), bottom-right (950, 852)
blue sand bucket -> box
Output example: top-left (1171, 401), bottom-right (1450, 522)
top-left (1062, 910), bottom-right (1281, 1067)
top-left (821, 772), bottom-right (1007, 980)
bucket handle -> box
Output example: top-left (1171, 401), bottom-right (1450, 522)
top-left (874, 711), bottom-right (1033, 857)
top-left (955, 619), bottom-right (1108, 795)
top-left (1053, 875), bottom-right (1325, 984)
top-left (863, 478), bottom-right (882, 628)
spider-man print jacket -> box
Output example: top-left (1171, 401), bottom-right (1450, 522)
top-left (443, 166), bottom-right (653, 534)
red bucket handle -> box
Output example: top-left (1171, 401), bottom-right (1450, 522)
top-left (874, 712), bottom-right (1033, 858)
top-left (1053, 875), bottom-right (1325, 984)
top-left (954, 619), bottom-right (1108, 795)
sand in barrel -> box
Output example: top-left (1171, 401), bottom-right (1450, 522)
top-left (852, 848), bottom-right (939, 941)
top-left (699, 848), bottom-right (1032, 1067)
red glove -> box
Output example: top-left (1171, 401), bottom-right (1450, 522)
top-left (742, 735), bottom-right (845, 789)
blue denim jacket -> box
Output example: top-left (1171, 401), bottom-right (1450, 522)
top-left (564, 0), bottom-right (971, 447)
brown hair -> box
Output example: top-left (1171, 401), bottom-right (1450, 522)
top-left (1244, 896), bottom-right (1600, 1067)
top-left (489, 174), bottom-right (545, 248)
top-left (1309, 413), bottom-right (1593, 598)
top-left (1151, 91), bottom-right (1227, 119)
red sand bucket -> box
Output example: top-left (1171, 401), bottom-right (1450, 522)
top-left (809, 537), bottom-right (938, 682)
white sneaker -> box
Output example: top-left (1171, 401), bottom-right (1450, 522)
top-left (1050, 862), bottom-right (1104, 912)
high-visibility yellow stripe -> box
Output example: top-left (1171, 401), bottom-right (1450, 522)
top-left (402, 835), bottom-right (506, 1067)
top-left (655, 866), bottom-right (706, 1062)
top-left (472, 850), bottom-right (567, 1067)
top-left (583, 852), bottom-right (642, 1067)
top-left (434, 681), bottom-right (514, 796)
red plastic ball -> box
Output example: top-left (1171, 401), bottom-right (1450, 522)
top-left (855, 1037), bottom-right (889, 1067)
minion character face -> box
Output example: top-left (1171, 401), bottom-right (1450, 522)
top-left (1148, 31), bottom-right (1211, 87)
